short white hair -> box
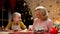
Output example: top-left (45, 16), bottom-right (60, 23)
top-left (13, 12), bottom-right (21, 17)
top-left (35, 6), bottom-right (48, 16)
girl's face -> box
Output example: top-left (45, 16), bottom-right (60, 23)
top-left (13, 15), bottom-right (21, 23)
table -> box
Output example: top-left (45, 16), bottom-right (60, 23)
top-left (10, 31), bottom-right (34, 34)
top-left (9, 31), bottom-right (49, 34)
top-left (0, 32), bottom-right (9, 34)
top-left (0, 31), bottom-right (60, 34)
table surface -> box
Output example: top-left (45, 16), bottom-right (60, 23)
top-left (0, 31), bottom-right (60, 34)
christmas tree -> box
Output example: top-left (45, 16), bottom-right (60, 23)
top-left (15, 0), bottom-right (33, 28)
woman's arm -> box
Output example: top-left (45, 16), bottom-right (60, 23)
top-left (47, 20), bottom-right (54, 31)
top-left (32, 18), bottom-right (37, 31)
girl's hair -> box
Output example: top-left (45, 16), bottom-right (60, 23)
top-left (35, 6), bottom-right (48, 16)
top-left (12, 12), bottom-right (21, 18)
top-left (10, 12), bottom-right (21, 22)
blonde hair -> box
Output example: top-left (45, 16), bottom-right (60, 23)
top-left (35, 6), bottom-right (48, 16)
top-left (10, 12), bottom-right (21, 21)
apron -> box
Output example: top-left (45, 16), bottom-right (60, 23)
top-left (34, 20), bottom-right (48, 31)
top-left (11, 23), bottom-right (21, 30)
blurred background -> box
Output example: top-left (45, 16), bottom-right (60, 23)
top-left (0, 0), bottom-right (60, 30)
top-left (0, 0), bottom-right (33, 30)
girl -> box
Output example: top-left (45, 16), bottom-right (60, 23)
top-left (5, 12), bottom-right (27, 31)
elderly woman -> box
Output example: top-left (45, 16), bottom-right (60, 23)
top-left (5, 12), bottom-right (27, 31)
top-left (32, 6), bottom-right (54, 32)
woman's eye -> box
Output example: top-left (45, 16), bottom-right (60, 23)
top-left (19, 17), bottom-right (20, 18)
top-left (43, 14), bottom-right (46, 16)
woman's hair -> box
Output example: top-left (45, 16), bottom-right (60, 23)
top-left (10, 12), bottom-right (21, 22)
top-left (35, 6), bottom-right (48, 16)
top-left (34, 6), bottom-right (48, 20)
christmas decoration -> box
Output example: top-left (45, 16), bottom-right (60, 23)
top-left (50, 27), bottom-right (58, 34)
top-left (54, 20), bottom-right (60, 31)
top-left (15, 1), bottom-right (33, 28)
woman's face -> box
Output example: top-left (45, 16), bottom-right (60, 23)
top-left (35, 11), bottom-right (40, 18)
top-left (35, 10), bottom-right (47, 20)
top-left (13, 15), bottom-right (21, 23)
top-left (35, 10), bottom-right (42, 18)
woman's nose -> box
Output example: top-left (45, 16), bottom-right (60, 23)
top-left (19, 19), bottom-right (22, 21)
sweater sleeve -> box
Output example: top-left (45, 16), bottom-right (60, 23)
top-left (6, 21), bottom-right (12, 29)
top-left (20, 22), bottom-right (26, 30)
